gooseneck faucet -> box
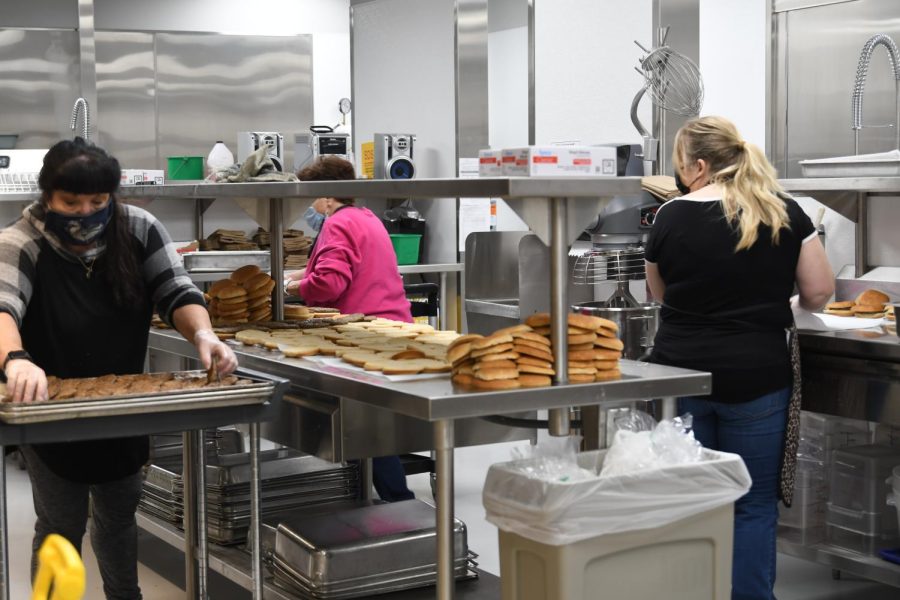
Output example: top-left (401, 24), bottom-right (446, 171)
top-left (70, 97), bottom-right (90, 143)
top-left (851, 34), bottom-right (900, 155)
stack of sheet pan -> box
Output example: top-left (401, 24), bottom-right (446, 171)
top-left (271, 499), bottom-right (477, 598)
top-left (139, 449), bottom-right (359, 544)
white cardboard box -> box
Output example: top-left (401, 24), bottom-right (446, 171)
top-left (478, 149), bottom-right (503, 177)
top-left (121, 169), bottom-right (165, 185)
top-left (501, 146), bottom-right (617, 177)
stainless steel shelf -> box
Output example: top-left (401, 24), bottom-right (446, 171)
top-left (780, 177), bottom-right (900, 194)
top-left (0, 192), bottom-right (38, 202)
top-left (464, 299), bottom-right (521, 319)
top-left (148, 329), bottom-right (710, 422)
top-left (777, 538), bottom-right (900, 588)
top-left (137, 512), bottom-right (295, 600)
top-left (112, 177), bottom-right (642, 201)
top-left (399, 263), bottom-right (464, 275)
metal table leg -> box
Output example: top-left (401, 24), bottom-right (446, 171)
top-left (439, 271), bottom-right (448, 330)
top-left (434, 419), bottom-right (455, 600)
top-left (548, 197), bottom-right (570, 436)
top-left (183, 430), bottom-right (208, 599)
top-left (660, 397), bottom-right (677, 421)
top-left (358, 458), bottom-right (374, 502)
top-left (249, 422), bottom-right (263, 600)
top-left (0, 445), bottom-right (8, 600)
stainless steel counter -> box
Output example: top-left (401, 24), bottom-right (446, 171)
top-left (148, 329), bottom-right (710, 422)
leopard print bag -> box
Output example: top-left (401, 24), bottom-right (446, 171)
top-left (779, 323), bottom-right (802, 507)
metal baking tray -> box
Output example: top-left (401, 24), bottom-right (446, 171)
top-left (271, 555), bottom-right (474, 600)
top-left (274, 500), bottom-right (468, 586)
top-left (181, 250), bottom-right (270, 273)
top-left (0, 369), bottom-right (282, 425)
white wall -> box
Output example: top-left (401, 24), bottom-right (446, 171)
top-left (534, 0), bottom-right (653, 146)
top-left (351, 0), bottom-right (458, 264)
top-left (698, 0), bottom-right (767, 148)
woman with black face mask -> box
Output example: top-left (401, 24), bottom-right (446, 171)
top-left (0, 137), bottom-right (238, 598)
top-left (645, 117), bottom-right (834, 600)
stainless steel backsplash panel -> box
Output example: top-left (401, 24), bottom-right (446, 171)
top-left (0, 29), bottom-right (80, 148)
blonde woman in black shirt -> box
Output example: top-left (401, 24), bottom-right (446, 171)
top-left (645, 116), bottom-right (833, 600)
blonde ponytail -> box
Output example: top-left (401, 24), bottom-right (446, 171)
top-left (674, 116), bottom-right (789, 252)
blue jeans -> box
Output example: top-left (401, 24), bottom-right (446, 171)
top-left (372, 456), bottom-right (415, 502)
top-left (679, 387), bottom-right (790, 600)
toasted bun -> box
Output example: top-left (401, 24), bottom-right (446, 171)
top-left (594, 337), bottom-right (625, 351)
top-left (247, 280), bottom-right (277, 300)
top-left (524, 312), bottom-right (550, 328)
top-left (217, 284), bottom-right (248, 300)
top-left (451, 373), bottom-right (475, 387)
top-left (448, 334), bottom-right (483, 350)
top-left (594, 368), bottom-right (622, 381)
top-left (473, 359), bottom-right (517, 371)
top-left (472, 333), bottom-right (514, 350)
top-left (447, 342), bottom-right (473, 365)
top-left (594, 360), bottom-right (620, 371)
top-left (230, 264), bottom-right (262, 284)
top-left (514, 339), bottom-right (552, 352)
top-left (593, 349), bottom-right (623, 360)
top-left (826, 300), bottom-right (855, 310)
top-left (243, 272), bottom-right (273, 292)
top-left (824, 308), bottom-right (853, 316)
top-left (471, 343), bottom-right (514, 358)
top-left (478, 351), bottom-right (520, 362)
top-left (511, 331), bottom-right (551, 346)
top-left (855, 289), bottom-right (889, 307)
top-left (517, 356), bottom-right (554, 368)
top-left (474, 367), bottom-right (519, 381)
top-left (208, 279), bottom-right (235, 296)
top-left (472, 378), bottom-right (521, 390)
top-left (517, 364), bottom-right (555, 376)
top-left (568, 313), bottom-right (605, 331)
top-left (567, 332), bottom-right (596, 345)
top-left (568, 374), bottom-right (596, 383)
top-left (567, 342), bottom-right (595, 352)
top-left (568, 366), bottom-right (597, 375)
top-left (513, 344), bottom-right (554, 362)
top-left (494, 324), bottom-right (533, 336)
top-left (517, 374), bottom-right (552, 388)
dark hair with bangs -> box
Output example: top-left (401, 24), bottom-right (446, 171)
top-left (297, 156), bottom-right (356, 204)
top-left (39, 137), bottom-right (145, 309)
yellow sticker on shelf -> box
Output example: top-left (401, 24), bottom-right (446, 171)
top-left (361, 141), bottom-right (375, 179)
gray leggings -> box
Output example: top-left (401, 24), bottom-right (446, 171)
top-left (21, 446), bottom-right (144, 600)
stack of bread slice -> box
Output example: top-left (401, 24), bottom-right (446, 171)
top-left (524, 312), bottom-right (623, 382)
top-left (824, 289), bottom-right (891, 319)
top-left (206, 265), bottom-right (276, 324)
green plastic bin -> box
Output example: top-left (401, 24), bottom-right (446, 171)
top-left (389, 234), bottom-right (422, 265)
top-left (167, 156), bottom-right (204, 180)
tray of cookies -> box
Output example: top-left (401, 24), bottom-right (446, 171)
top-left (0, 368), bottom-right (286, 425)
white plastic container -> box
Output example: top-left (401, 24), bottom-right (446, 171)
top-left (207, 141), bottom-right (235, 178)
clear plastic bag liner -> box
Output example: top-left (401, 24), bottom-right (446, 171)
top-left (483, 448), bottom-right (751, 546)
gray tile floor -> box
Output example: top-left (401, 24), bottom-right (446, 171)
top-left (5, 446), bottom-right (900, 599)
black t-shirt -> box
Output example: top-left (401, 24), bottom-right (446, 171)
top-left (22, 239), bottom-right (153, 484)
top-left (645, 194), bottom-right (816, 403)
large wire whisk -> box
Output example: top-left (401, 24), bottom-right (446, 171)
top-left (635, 43), bottom-right (704, 117)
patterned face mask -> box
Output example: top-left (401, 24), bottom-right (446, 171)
top-left (45, 201), bottom-right (113, 245)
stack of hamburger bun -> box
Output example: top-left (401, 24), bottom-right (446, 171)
top-left (206, 265), bottom-right (276, 324)
top-left (824, 289), bottom-right (891, 319)
top-left (525, 312), bottom-right (622, 382)
top-left (449, 313), bottom-right (623, 391)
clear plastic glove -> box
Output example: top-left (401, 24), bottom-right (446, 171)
top-left (283, 269), bottom-right (306, 297)
top-left (5, 359), bottom-right (48, 403)
top-left (193, 329), bottom-right (238, 376)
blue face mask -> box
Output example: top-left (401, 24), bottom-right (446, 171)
top-left (45, 201), bottom-right (114, 246)
top-left (304, 205), bottom-right (325, 232)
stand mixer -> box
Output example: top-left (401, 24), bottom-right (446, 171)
top-left (571, 192), bottom-right (662, 359)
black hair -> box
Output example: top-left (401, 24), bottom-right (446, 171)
top-left (38, 137), bottom-right (145, 309)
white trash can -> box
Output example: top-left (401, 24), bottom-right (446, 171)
top-left (483, 449), bottom-right (751, 600)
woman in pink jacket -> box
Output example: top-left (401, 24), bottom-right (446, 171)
top-left (285, 156), bottom-right (414, 501)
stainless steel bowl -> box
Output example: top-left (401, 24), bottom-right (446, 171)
top-left (571, 301), bottom-right (660, 360)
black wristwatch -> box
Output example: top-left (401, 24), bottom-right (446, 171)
top-left (3, 350), bottom-right (32, 371)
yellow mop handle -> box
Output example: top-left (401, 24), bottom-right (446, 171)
top-left (32, 534), bottom-right (85, 600)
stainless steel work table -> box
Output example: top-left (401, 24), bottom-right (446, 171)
top-left (0, 370), bottom-right (287, 600)
top-left (775, 326), bottom-right (900, 586)
top-left (111, 175), bottom-right (701, 600)
top-left (148, 328), bottom-right (710, 598)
